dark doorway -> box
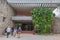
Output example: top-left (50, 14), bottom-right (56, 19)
top-left (21, 23), bottom-right (34, 31)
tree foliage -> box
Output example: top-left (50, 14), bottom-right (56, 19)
top-left (31, 7), bottom-right (54, 34)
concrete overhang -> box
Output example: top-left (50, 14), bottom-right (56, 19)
top-left (7, 0), bottom-right (60, 3)
top-left (12, 16), bottom-right (32, 21)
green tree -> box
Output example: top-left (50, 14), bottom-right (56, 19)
top-left (31, 7), bottom-right (54, 34)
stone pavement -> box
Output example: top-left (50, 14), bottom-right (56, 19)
top-left (0, 34), bottom-right (60, 40)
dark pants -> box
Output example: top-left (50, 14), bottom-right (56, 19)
top-left (7, 32), bottom-right (10, 38)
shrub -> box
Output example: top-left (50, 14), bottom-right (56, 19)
top-left (15, 23), bottom-right (21, 27)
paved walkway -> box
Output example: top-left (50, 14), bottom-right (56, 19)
top-left (0, 34), bottom-right (60, 40)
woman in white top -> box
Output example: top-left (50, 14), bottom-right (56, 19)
top-left (6, 27), bottom-right (11, 38)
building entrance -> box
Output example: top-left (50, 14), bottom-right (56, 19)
top-left (21, 23), bottom-right (34, 31)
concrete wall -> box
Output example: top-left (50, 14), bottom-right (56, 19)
top-left (0, 0), bottom-right (14, 35)
top-left (16, 8), bottom-right (31, 16)
top-left (53, 17), bottom-right (60, 34)
top-left (53, 7), bottom-right (60, 33)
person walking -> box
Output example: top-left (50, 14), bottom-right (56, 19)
top-left (11, 26), bottom-right (14, 36)
top-left (4, 27), bottom-right (7, 36)
top-left (6, 26), bottom-right (11, 38)
top-left (17, 27), bottom-right (22, 38)
top-left (13, 27), bottom-right (17, 37)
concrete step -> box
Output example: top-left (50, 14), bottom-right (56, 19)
top-left (21, 31), bottom-right (33, 34)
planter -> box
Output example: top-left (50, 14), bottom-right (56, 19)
top-left (34, 28), bottom-right (39, 33)
top-left (33, 32), bottom-right (35, 35)
top-left (32, 29), bottom-right (36, 35)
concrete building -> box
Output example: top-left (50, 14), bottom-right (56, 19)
top-left (0, 0), bottom-right (60, 35)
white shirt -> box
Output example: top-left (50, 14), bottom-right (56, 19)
top-left (14, 29), bottom-right (17, 33)
top-left (7, 27), bottom-right (11, 32)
